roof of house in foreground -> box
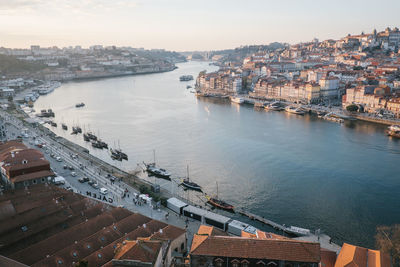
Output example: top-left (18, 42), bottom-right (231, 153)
top-left (0, 184), bottom-right (185, 267)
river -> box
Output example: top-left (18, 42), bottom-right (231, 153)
top-left (34, 61), bottom-right (400, 248)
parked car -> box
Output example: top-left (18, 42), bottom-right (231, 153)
top-left (65, 186), bottom-right (73, 192)
top-left (56, 157), bottom-right (62, 162)
top-left (71, 172), bottom-right (77, 177)
top-left (99, 188), bottom-right (108, 195)
top-left (88, 180), bottom-right (95, 186)
top-left (78, 177), bottom-right (89, 183)
top-left (68, 166), bottom-right (74, 170)
top-left (91, 182), bottom-right (99, 189)
top-left (63, 165), bottom-right (68, 169)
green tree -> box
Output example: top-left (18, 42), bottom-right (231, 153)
top-left (376, 224), bottom-right (400, 265)
top-left (346, 104), bottom-right (359, 112)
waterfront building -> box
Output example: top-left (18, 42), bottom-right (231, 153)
top-left (0, 141), bottom-right (55, 190)
top-left (189, 225), bottom-right (322, 267)
top-left (319, 76), bottom-right (340, 98)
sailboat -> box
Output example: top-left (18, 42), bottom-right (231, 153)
top-left (206, 182), bottom-right (234, 212)
top-left (181, 165), bottom-right (202, 192)
top-left (143, 150), bottom-right (171, 180)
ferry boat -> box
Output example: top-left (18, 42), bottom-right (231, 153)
top-left (285, 106), bottom-right (305, 115)
top-left (230, 97), bottom-right (244, 104)
top-left (180, 166), bottom-right (202, 192)
top-left (265, 101), bottom-right (284, 111)
top-left (387, 125), bottom-right (400, 138)
top-left (179, 75), bottom-right (193, 81)
top-left (75, 102), bottom-right (85, 108)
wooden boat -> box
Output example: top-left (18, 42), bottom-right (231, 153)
top-left (181, 165), bottom-right (202, 192)
top-left (206, 182), bottom-right (234, 212)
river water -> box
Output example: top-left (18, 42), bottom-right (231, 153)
top-left (34, 61), bottom-right (400, 247)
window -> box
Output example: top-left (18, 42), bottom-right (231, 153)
top-left (267, 262), bottom-right (277, 266)
top-left (214, 258), bottom-right (224, 267)
top-left (24, 181), bottom-right (29, 186)
top-left (256, 261), bottom-right (266, 266)
top-left (231, 259), bottom-right (240, 267)
top-left (41, 178), bottom-right (45, 182)
top-left (32, 179), bottom-right (37, 184)
top-left (180, 242), bottom-right (184, 251)
top-left (241, 260), bottom-right (249, 267)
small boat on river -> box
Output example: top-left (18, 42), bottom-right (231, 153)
top-left (144, 150), bottom-right (171, 180)
top-left (180, 165), bottom-right (202, 192)
top-left (206, 182), bottom-right (234, 212)
top-left (387, 125), bottom-right (400, 138)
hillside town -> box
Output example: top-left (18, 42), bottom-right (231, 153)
top-left (0, 45), bottom-right (185, 100)
top-left (196, 27), bottom-right (400, 120)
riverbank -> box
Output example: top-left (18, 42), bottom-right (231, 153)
top-left (196, 93), bottom-right (400, 127)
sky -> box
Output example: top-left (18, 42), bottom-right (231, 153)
top-left (0, 0), bottom-right (400, 51)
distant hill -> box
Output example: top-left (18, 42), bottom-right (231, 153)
top-left (209, 42), bottom-right (287, 62)
top-left (0, 54), bottom-right (46, 75)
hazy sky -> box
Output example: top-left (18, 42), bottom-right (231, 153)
top-left (1, 0), bottom-right (400, 51)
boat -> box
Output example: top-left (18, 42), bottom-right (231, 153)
top-left (91, 140), bottom-right (103, 149)
top-left (285, 106), bottom-right (305, 115)
top-left (180, 166), bottom-right (202, 192)
top-left (186, 85), bottom-right (192, 89)
top-left (230, 96), bottom-right (244, 104)
top-left (71, 127), bottom-right (79, 135)
top-left (110, 147), bottom-right (128, 161)
top-left (75, 102), bottom-right (85, 108)
top-left (179, 75), bottom-right (193, 81)
top-left (206, 182), bottom-right (234, 212)
top-left (143, 150), bottom-right (171, 179)
top-left (265, 101), bottom-right (284, 111)
top-left (254, 102), bottom-right (266, 108)
top-left (50, 122), bottom-right (57, 127)
top-left (62, 123), bottom-right (68, 130)
top-left (86, 132), bottom-right (97, 141)
top-left (83, 133), bottom-right (90, 142)
top-left (37, 109), bottom-right (55, 118)
top-left (386, 125), bottom-right (400, 138)
top-left (98, 140), bottom-right (108, 149)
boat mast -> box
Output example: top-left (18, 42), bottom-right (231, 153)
top-left (153, 149), bottom-right (156, 165)
top-left (187, 165), bottom-right (189, 180)
top-left (216, 181), bottom-right (219, 199)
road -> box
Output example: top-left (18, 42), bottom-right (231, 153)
top-left (0, 109), bottom-right (202, 246)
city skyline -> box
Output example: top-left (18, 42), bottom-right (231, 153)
top-left (1, 0), bottom-right (400, 51)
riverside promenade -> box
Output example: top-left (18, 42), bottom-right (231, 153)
top-left (1, 106), bottom-right (342, 253)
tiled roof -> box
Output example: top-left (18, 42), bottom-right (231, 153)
top-left (114, 240), bottom-right (162, 264)
top-left (191, 236), bottom-right (320, 263)
top-left (334, 243), bottom-right (391, 267)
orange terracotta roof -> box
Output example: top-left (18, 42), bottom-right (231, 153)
top-left (334, 243), bottom-right (391, 267)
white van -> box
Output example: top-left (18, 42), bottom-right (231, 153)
top-left (54, 176), bottom-right (66, 185)
top-left (99, 188), bottom-right (108, 195)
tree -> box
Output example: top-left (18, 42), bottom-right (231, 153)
top-left (376, 224), bottom-right (400, 265)
top-left (346, 104), bottom-right (359, 112)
